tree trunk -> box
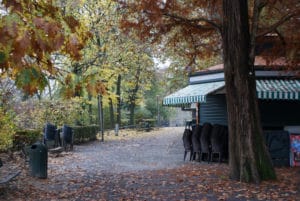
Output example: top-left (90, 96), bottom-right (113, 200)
top-left (109, 97), bottom-right (115, 129)
top-left (88, 93), bottom-right (93, 124)
top-left (222, 0), bottom-right (276, 183)
top-left (129, 101), bottom-right (135, 126)
top-left (128, 65), bottom-right (141, 126)
top-left (116, 74), bottom-right (121, 127)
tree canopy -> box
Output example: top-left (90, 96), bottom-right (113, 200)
top-left (118, 0), bottom-right (299, 66)
top-left (0, 0), bottom-right (92, 94)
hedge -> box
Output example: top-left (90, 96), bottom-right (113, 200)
top-left (72, 125), bottom-right (99, 144)
top-left (13, 130), bottom-right (43, 150)
top-left (12, 125), bottom-right (100, 150)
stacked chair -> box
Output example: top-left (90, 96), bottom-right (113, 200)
top-left (210, 124), bottom-right (228, 162)
top-left (182, 122), bottom-right (193, 161)
top-left (191, 125), bottom-right (202, 161)
top-left (200, 122), bottom-right (213, 162)
top-left (182, 122), bottom-right (229, 163)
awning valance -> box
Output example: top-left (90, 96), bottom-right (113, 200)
top-left (163, 81), bottom-right (225, 105)
top-left (163, 79), bottom-right (300, 106)
top-left (256, 79), bottom-right (300, 100)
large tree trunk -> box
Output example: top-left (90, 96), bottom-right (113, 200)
top-left (222, 0), bottom-right (276, 183)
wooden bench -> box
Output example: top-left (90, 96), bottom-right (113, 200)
top-left (0, 159), bottom-right (21, 185)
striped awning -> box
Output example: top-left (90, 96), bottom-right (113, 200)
top-left (163, 79), bottom-right (300, 106)
top-left (163, 81), bottom-right (225, 105)
top-left (256, 79), bottom-right (300, 100)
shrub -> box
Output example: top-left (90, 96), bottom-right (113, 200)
top-left (135, 107), bottom-right (152, 124)
top-left (72, 125), bottom-right (99, 144)
top-left (14, 97), bottom-right (89, 130)
top-left (13, 129), bottom-right (42, 150)
top-left (0, 108), bottom-right (16, 151)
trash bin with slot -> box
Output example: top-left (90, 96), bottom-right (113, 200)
top-left (29, 142), bottom-right (48, 178)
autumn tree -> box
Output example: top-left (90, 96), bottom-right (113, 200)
top-left (0, 0), bottom-right (91, 95)
top-left (117, 0), bottom-right (300, 183)
top-left (50, 0), bottom-right (156, 127)
top-left (122, 49), bottom-right (155, 126)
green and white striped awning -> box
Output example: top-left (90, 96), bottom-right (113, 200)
top-left (256, 79), bottom-right (300, 100)
top-left (163, 79), bottom-right (300, 106)
top-left (163, 81), bottom-right (225, 105)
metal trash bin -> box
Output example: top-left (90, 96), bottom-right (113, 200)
top-left (29, 142), bottom-right (48, 178)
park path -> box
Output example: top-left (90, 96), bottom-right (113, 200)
top-left (2, 127), bottom-right (299, 201)
top-left (49, 127), bottom-right (186, 175)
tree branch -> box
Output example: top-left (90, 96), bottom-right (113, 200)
top-left (249, 0), bottom-right (266, 66)
top-left (162, 12), bottom-right (222, 33)
top-left (257, 10), bottom-right (299, 37)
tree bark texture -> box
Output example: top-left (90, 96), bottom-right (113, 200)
top-left (128, 65), bottom-right (141, 126)
top-left (222, 0), bottom-right (276, 183)
top-left (109, 97), bottom-right (115, 129)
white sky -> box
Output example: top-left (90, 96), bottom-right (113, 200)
top-left (153, 57), bottom-right (171, 69)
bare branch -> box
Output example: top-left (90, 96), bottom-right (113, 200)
top-left (162, 12), bottom-right (222, 33)
top-left (257, 10), bottom-right (299, 37)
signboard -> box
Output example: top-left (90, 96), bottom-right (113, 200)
top-left (290, 133), bottom-right (300, 167)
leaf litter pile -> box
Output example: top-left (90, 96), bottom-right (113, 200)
top-left (1, 128), bottom-right (299, 201)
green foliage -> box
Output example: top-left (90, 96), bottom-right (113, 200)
top-left (134, 107), bottom-right (152, 123)
top-left (0, 108), bottom-right (16, 151)
top-left (15, 98), bottom-right (89, 130)
top-left (72, 125), bottom-right (99, 144)
top-left (15, 67), bottom-right (48, 93)
top-left (13, 129), bottom-right (42, 150)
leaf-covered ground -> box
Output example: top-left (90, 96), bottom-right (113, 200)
top-left (1, 127), bottom-right (299, 200)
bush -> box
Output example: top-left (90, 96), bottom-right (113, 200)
top-left (0, 108), bottom-right (16, 151)
top-left (135, 107), bottom-right (153, 124)
top-left (72, 125), bottom-right (99, 144)
top-left (14, 98), bottom-right (89, 130)
top-left (13, 130), bottom-right (42, 150)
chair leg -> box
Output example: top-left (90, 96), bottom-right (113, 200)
top-left (191, 152), bottom-right (194, 161)
top-left (207, 152), bottom-right (210, 164)
top-left (184, 151), bottom-right (187, 161)
top-left (197, 152), bottom-right (201, 162)
top-left (195, 152), bottom-right (201, 162)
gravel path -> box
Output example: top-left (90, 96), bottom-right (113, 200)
top-left (3, 127), bottom-right (300, 201)
top-left (49, 127), bottom-right (186, 175)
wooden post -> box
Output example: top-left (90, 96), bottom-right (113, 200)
top-left (196, 103), bottom-right (199, 125)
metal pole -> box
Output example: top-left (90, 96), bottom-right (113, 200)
top-left (156, 95), bottom-right (160, 127)
top-left (100, 95), bottom-right (104, 142)
top-left (196, 103), bottom-right (199, 125)
top-left (97, 95), bottom-right (104, 142)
